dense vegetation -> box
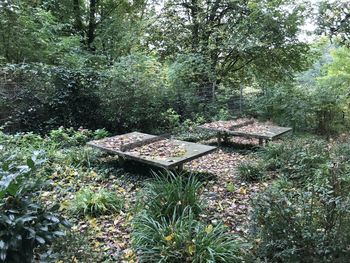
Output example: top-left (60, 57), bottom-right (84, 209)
top-left (1, 0), bottom-right (350, 262)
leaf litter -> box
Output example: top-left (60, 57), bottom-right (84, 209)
top-left (43, 137), bottom-right (268, 262)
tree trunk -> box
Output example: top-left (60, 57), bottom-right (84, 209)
top-left (87, 0), bottom-right (98, 50)
top-left (73, 0), bottom-right (84, 40)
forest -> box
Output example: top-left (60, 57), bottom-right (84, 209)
top-left (1, 0), bottom-right (350, 262)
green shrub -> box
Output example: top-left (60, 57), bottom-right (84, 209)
top-left (237, 161), bottom-right (266, 182)
top-left (261, 138), bottom-right (329, 180)
top-left (132, 209), bottom-right (244, 263)
top-left (0, 153), bottom-right (69, 263)
top-left (48, 127), bottom-right (91, 147)
top-left (0, 64), bottom-right (103, 133)
top-left (141, 171), bottom-right (203, 221)
top-left (92, 128), bottom-right (109, 140)
top-left (71, 187), bottom-right (124, 216)
top-left (100, 54), bottom-right (167, 132)
top-left (53, 147), bottom-right (100, 168)
top-left (226, 182), bottom-right (236, 193)
top-left (251, 171), bottom-right (350, 262)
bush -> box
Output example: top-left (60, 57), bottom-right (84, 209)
top-left (237, 161), bottom-right (266, 182)
top-left (167, 53), bottom-right (217, 120)
top-left (132, 209), bottom-right (244, 263)
top-left (141, 171), bottom-right (204, 221)
top-left (251, 168), bottom-right (350, 262)
top-left (71, 187), bottom-right (124, 216)
top-left (0, 63), bottom-right (103, 133)
top-left (0, 152), bottom-right (69, 263)
top-left (260, 138), bottom-right (329, 181)
top-left (100, 54), bottom-right (167, 132)
top-left (48, 127), bottom-right (91, 148)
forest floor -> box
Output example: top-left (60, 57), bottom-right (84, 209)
top-left (43, 136), bottom-right (271, 262)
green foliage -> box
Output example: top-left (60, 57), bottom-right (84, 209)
top-left (317, 1), bottom-right (350, 46)
top-left (0, 152), bottom-right (69, 263)
top-left (141, 171), bottom-right (203, 221)
top-left (247, 44), bottom-right (350, 135)
top-left (100, 54), bottom-right (167, 132)
top-left (247, 84), bottom-right (314, 131)
top-left (160, 108), bottom-right (181, 132)
top-left (226, 182), bottom-right (236, 193)
top-left (132, 209), bottom-right (244, 263)
top-left (0, 64), bottom-right (103, 133)
top-left (237, 162), bottom-right (266, 182)
top-left (0, 2), bottom-right (58, 63)
top-left (251, 139), bottom-right (350, 262)
top-left (48, 127), bottom-right (90, 147)
top-left (71, 187), bottom-right (124, 217)
top-left (92, 128), bottom-right (109, 140)
top-left (0, 151), bottom-right (45, 198)
top-left (251, 171), bottom-right (350, 262)
top-left (261, 138), bottom-right (329, 181)
top-left (167, 54), bottom-right (216, 118)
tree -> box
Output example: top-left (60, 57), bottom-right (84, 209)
top-left (146, 0), bottom-right (310, 100)
top-left (317, 1), bottom-right (350, 46)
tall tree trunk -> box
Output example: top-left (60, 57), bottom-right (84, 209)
top-left (87, 0), bottom-right (98, 50)
top-left (191, 0), bottom-right (199, 51)
top-left (73, 0), bottom-right (84, 39)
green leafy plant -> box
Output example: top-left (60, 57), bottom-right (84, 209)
top-left (71, 187), bottom-right (124, 216)
top-left (237, 161), bottom-right (266, 182)
top-left (251, 167), bottom-right (350, 262)
top-left (132, 209), bottom-right (245, 263)
top-left (0, 152), bottom-right (69, 263)
top-left (141, 171), bottom-right (204, 221)
top-left (260, 138), bottom-right (329, 180)
top-left (48, 127), bottom-right (91, 148)
top-left (92, 128), bottom-right (109, 140)
top-left (226, 182), bottom-right (236, 193)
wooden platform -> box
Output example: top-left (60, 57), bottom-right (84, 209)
top-left (199, 120), bottom-right (292, 145)
top-left (87, 132), bottom-right (217, 170)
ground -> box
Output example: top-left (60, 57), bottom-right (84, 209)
top-left (43, 136), bottom-right (272, 262)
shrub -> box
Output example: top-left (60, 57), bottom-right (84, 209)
top-left (48, 127), bottom-right (91, 148)
top-left (260, 138), bottom-right (329, 180)
top-left (132, 209), bottom-right (244, 263)
top-left (0, 64), bottom-right (103, 133)
top-left (100, 54), bottom-right (167, 132)
top-left (237, 161), bottom-right (266, 182)
top-left (0, 153), bottom-right (69, 263)
top-left (251, 169), bottom-right (350, 262)
top-left (92, 128), bottom-right (109, 140)
top-left (71, 187), bottom-right (124, 216)
top-left (141, 171), bottom-right (204, 221)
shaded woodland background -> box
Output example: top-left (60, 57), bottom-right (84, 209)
top-left (0, 0), bottom-right (349, 135)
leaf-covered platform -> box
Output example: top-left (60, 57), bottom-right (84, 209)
top-left (87, 132), bottom-right (217, 169)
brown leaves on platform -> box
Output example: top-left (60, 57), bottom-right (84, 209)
top-left (201, 118), bottom-right (253, 131)
top-left (234, 122), bottom-right (275, 136)
top-left (129, 140), bottom-right (186, 159)
top-left (92, 134), bottom-right (145, 150)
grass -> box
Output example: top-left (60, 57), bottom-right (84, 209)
top-left (140, 171), bottom-right (204, 221)
top-left (70, 187), bottom-right (124, 216)
top-left (132, 209), bottom-right (245, 263)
